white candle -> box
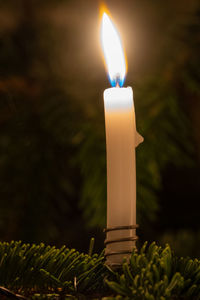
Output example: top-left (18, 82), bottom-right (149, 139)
top-left (101, 11), bottom-right (143, 266)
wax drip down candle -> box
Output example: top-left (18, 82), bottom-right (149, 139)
top-left (100, 10), bottom-right (143, 267)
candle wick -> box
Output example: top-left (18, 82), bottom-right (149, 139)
top-left (114, 73), bottom-right (121, 88)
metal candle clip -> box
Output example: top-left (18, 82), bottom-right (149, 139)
top-left (104, 224), bottom-right (139, 268)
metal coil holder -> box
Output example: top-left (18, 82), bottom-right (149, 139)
top-left (104, 224), bottom-right (139, 259)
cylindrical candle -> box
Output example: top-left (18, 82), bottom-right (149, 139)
top-left (104, 87), bottom-right (143, 265)
top-left (100, 10), bottom-right (143, 266)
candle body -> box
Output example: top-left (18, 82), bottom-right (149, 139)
top-left (104, 87), bottom-right (140, 265)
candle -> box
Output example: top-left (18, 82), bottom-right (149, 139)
top-left (100, 11), bottom-right (143, 266)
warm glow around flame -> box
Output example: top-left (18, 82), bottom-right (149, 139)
top-left (100, 12), bottom-right (127, 87)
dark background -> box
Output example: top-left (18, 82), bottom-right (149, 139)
top-left (0, 0), bottom-right (200, 257)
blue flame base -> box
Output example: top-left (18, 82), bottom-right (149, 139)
top-left (109, 75), bottom-right (125, 88)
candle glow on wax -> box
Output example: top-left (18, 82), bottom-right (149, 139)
top-left (100, 12), bottom-right (127, 87)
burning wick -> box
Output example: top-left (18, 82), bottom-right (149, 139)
top-left (114, 74), bottom-right (122, 88)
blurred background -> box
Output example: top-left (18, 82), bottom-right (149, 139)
top-left (0, 0), bottom-right (199, 258)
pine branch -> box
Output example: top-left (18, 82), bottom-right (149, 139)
top-left (0, 286), bottom-right (27, 300)
top-left (0, 241), bottom-right (200, 299)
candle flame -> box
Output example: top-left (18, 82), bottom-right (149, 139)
top-left (100, 11), bottom-right (127, 87)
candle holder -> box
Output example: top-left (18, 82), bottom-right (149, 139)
top-left (104, 224), bottom-right (139, 268)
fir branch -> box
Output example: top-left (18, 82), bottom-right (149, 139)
top-left (1, 241), bottom-right (200, 299)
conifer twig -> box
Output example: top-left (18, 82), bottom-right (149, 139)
top-left (0, 286), bottom-right (27, 299)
